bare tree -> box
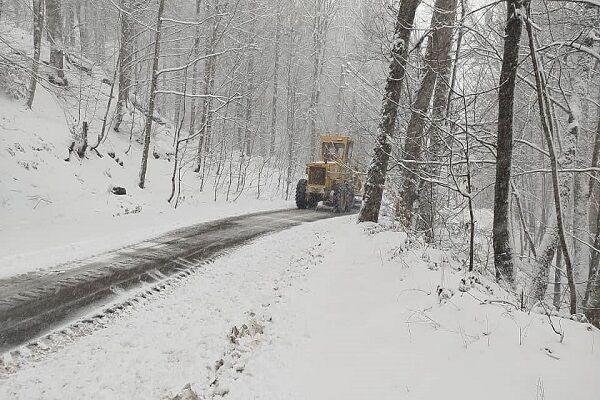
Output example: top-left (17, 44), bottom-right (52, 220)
top-left (138, 0), bottom-right (166, 189)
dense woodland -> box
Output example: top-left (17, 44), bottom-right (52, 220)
top-left (1, 0), bottom-right (599, 326)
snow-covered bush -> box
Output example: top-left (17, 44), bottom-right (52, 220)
top-left (0, 61), bottom-right (28, 100)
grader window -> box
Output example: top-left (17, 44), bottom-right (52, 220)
top-left (322, 142), bottom-right (346, 162)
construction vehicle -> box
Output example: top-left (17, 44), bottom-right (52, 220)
top-left (295, 135), bottom-right (362, 212)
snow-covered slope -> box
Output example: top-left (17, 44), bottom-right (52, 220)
top-left (0, 26), bottom-right (291, 278)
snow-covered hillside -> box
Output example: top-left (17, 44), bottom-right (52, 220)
top-left (0, 26), bottom-right (292, 278)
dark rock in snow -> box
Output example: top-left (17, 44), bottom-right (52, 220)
top-left (111, 186), bottom-right (127, 195)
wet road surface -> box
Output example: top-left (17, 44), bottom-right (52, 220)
top-left (0, 208), bottom-right (351, 352)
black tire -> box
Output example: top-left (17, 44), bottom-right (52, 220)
top-left (295, 179), bottom-right (308, 209)
top-left (307, 193), bottom-right (321, 209)
top-left (332, 182), bottom-right (347, 213)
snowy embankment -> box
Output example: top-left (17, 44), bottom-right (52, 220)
top-left (0, 26), bottom-right (292, 279)
top-left (0, 89), bottom-right (289, 278)
top-left (1, 217), bottom-right (598, 399)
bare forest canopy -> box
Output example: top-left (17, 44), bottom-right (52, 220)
top-left (1, 0), bottom-right (600, 324)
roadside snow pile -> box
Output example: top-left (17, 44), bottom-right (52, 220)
top-left (2, 216), bottom-right (597, 400)
top-left (0, 25), bottom-right (291, 278)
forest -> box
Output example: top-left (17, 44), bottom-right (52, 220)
top-left (1, 0), bottom-right (600, 333)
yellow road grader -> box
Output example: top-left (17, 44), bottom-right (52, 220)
top-left (295, 135), bottom-right (362, 212)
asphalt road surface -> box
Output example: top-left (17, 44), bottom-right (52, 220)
top-left (0, 207), bottom-right (352, 353)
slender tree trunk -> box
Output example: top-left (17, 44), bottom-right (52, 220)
top-left (358, 0), bottom-right (421, 223)
top-left (243, 1), bottom-right (256, 157)
top-left (138, 0), bottom-right (165, 189)
top-left (26, 0), bottom-right (43, 109)
top-left (195, 0), bottom-right (222, 172)
top-left (188, 0), bottom-right (202, 135)
top-left (493, 0), bottom-right (525, 285)
top-left (395, 0), bottom-right (457, 227)
top-left (114, 0), bottom-right (133, 132)
top-left (269, 1), bottom-right (281, 157)
top-left (524, 9), bottom-right (577, 314)
top-left (553, 246), bottom-right (563, 311)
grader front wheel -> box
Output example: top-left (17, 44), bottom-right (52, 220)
top-left (295, 179), bottom-right (308, 209)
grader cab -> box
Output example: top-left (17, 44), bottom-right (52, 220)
top-left (295, 135), bottom-right (361, 212)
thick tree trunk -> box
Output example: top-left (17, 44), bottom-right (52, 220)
top-left (75, 0), bottom-right (90, 57)
top-left (493, 0), bottom-right (524, 285)
top-left (395, 0), bottom-right (457, 227)
top-left (26, 0), bottom-right (43, 109)
top-left (65, 3), bottom-right (75, 49)
top-left (45, 0), bottom-right (65, 84)
top-left (358, 0), bottom-right (421, 223)
top-left (138, 0), bottom-right (165, 189)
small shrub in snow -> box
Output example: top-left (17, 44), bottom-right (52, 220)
top-left (0, 64), bottom-right (28, 100)
top-left (437, 286), bottom-right (454, 304)
top-left (170, 384), bottom-right (199, 400)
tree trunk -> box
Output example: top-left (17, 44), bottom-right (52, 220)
top-left (65, 3), bottom-right (75, 49)
top-left (584, 74), bottom-right (600, 326)
top-left (493, 0), bottom-right (524, 285)
top-left (195, 0), bottom-right (219, 172)
top-left (26, 0), bottom-right (43, 109)
top-left (114, 0), bottom-right (133, 132)
top-left (188, 0), bottom-right (202, 135)
top-left (524, 9), bottom-right (577, 314)
top-left (75, 0), bottom-right (90, 57)
top-left (243, 0), bottom-right (256, 158)
top-left (138, 0), bottom-right (165, 189)
top-left (395, 0), bottom-right (457, 227)
top-left (46, 0), bottom-right (65, 84)
top-left (269, 1), bottom-right (281, 157)
top-left (358, 0), bottom-right (421, 223)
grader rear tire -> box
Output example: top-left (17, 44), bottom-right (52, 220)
top-left (295, 179), bottom-right (308, 209)
top-left (332, 183), bottom-right (347, 213)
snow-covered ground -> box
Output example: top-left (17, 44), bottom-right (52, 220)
top-left (0, 89), bottom-right (290, 277)
top-left (0, 26), bottom-right (293, 279)
top-left (2, 216), bottom-right (598, 399)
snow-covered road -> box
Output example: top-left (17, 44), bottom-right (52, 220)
top-left (0, 208), bottom-right (344, 352)
top-left (1, 217), bottom-right (599, 400)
